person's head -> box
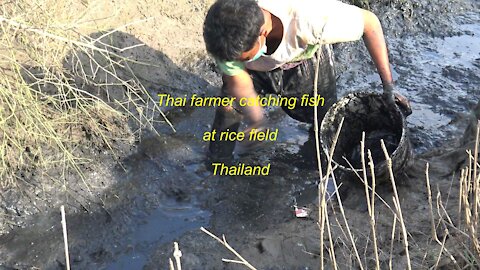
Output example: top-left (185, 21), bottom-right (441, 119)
top-left (203, 0), bottom-right (266, 62)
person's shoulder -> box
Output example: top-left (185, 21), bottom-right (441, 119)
top-left (215, 58), bottom-right (246, 76)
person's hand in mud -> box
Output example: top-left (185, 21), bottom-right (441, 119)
top-left (235, 118), bottom-right (271, 155)
top-left (383, 83), bottom-right (412, 116)
top-left (207, 72), bottom-right (266, 161)
top-left (221, 72), bottom-right (270, 155)
top-left (361, 10), bottom-right (412, 116)
top-left (207, 104), bottom-right (242, 162)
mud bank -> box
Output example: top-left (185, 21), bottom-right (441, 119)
top-left (1, 0), bottom-right (480, 269)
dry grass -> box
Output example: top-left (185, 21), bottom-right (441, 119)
top-left (0, 1), bottom-right (173, 188)
top-left (311, 125), bottom-right (480, 269)
top-left (458, 122), bottom-right (480, 264)
top-left (201, 227), bottom-right (257, 270)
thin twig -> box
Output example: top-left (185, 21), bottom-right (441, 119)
top-left (426, 163), bottom-right (439, 242)
top-left (312, 37), bottom-right (325, 270)
top-left (474, 121), bottom-right (480, 238)
top-left (60, 205), bottom-right (70, 270)
top-left (173, 242), bottom-right (182, 270)
top-left (367, 149), bottom-right (380, 270)
top-left (325, 210), bottom-right (338, 270)
top-left (342, 156), bottom-right (396, 215)
top-left (222, 259), bottom-right (245, 264)
top-left (200, 227), bottom-right (257, 270)
top-left (330, 167), bottom-right (365, 270)
top-left (389, 213), bottom-right (397, 270)
top-left (433, 229), bottom-right (448, 269)
top-left (381, 140), bottom-right (411, 270)
top-left (459, 167), bottom-right (465, 230)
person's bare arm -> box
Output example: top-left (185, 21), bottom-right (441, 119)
top-left (222, 70), bottom-right (264, 125)
top-left (361, 10), bottom-right (392, 86)
top-left (361, 10), bottom-right (412, 114)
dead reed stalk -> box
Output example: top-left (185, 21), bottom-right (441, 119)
top-left (168, 242), bottom-right (182, 270)
top-left (459, 121), bottom-right (480, 259)
top-left (60, 205), bottom-right (70, 270)
top-left (200, 227), bottom-right (257, 270)
top-left (381, 139), bottom-right (412, 270)
top-left (366, 148), bottom-right (380, 270)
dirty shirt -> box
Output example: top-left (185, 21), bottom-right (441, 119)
top-left (216, 0), bottom-right (365, 76)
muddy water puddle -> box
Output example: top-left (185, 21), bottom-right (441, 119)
top-left (337, 12), bottom-right (480, 153)
top-left (391, 12), bottom-right (480, 152)
top-left (0, 130), bottom-right (211, 269)
top-left (105, 204), bottom-right (209, 269)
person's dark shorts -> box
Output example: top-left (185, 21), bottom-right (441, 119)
top-left (247, 44), bottom-right (337, 123)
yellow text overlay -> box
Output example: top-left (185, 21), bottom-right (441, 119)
top-left (158, 94), bottom-right (325, 109)
top-left (203, 128), bottom-right (278, 142)
top-left (212, 163), bottom-right (270, 176)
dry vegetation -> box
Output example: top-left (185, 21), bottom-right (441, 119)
top-left (312, 125), bottom-right (480, 269)
top-left (200, 121), bottom-right (480, 269)
top-left (0, 1), bottom-right (180, 188)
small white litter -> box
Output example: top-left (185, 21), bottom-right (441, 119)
top-left (294, 205), bottom-right (309, 218)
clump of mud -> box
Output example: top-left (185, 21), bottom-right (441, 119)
top-left (347, 129), bottom-right (399, 168)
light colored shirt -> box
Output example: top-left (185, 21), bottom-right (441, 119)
top-left (216, 0), bottom-right (365, 76)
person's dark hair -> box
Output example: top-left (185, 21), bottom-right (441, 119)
top-left (203, 0), bottom-right (264, 61)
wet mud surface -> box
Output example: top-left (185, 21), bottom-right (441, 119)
top-left (337, 9), bottom-right (480, 153)
top-left (1, 0), bottom-right (480, 269)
